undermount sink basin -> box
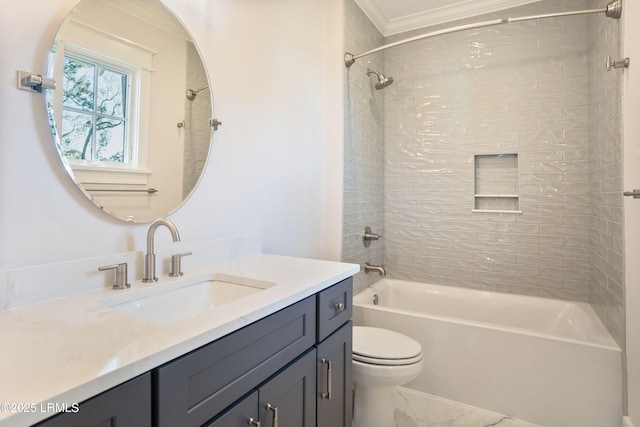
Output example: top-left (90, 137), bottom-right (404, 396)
top-left (98, 274), bottom-right (276, 324)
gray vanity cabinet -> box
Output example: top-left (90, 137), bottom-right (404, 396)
top-left (34, 277), bottom-right (353, 427)
top-left (34, 373), bottom-right (151, 427)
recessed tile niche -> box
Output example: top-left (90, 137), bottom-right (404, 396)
top-left (473, 154), bottom-right (521, 213)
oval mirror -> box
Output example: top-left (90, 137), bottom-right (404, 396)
top-left (45, 0), bottom-right (213, 223)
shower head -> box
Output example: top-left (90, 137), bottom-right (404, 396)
top-left (186, 85), bottom-right (209, 101)
top-left (366, 68), bottom-right (393, 90)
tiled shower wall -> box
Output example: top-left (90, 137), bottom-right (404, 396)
top-left (343, 0), bottom-right (624, 346)
top-left (587, 0), bottom-right (623, 345)
top-left (382, 0), bottom-right (595, 302)
top-left (343, 0), bottom-right (385, 294)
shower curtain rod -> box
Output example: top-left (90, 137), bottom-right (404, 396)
top-left (344, 0), bottom-right (622, 67)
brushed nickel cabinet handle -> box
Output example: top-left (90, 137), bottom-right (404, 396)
top-left (266, 403), bottom-right (278, 427)
top-left (320, 358), bottom-right (332, 399)
top-left (248, 417), bottom-right (261, 426)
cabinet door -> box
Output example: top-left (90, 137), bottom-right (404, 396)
top-left (204, 391), bottom-right (258, 427)
top-left (259, 350), bottom-right (317, 427)
top-left (35, 373), bottom-right (151, 427)
top-left (317, 321), bottom-right (352, 427)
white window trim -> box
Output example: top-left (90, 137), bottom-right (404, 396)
top-left (72, 165), bottom-right (151, 185)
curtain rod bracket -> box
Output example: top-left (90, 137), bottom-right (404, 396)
top-left (606, 56), bottom-right (630, 71)
top-left (345, 52), bottom-right (355, 68)
top-left (606, 0), bottom-right (622, 19)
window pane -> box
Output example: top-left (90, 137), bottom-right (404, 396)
top-left (96, 117), bottom-right (125, 163)
top-left (97, 67), bottom-right (127, 118)
top-left (63, 57), bottom-right (95, 112)
top-left (60, 53), bottom-right (131, 164)
top-left (60, 110), bottom-right (93, 160)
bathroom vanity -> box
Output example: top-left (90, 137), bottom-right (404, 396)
top-left (38, 278), bottom-right (352, 426)
top-left (0, 255), bottom-right (357, 427)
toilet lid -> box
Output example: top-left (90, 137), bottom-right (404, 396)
top-left (353, 326), bottom-right (422, 366)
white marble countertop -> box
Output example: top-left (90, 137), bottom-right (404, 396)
top-left (0, 254), bottom-right (359, 427)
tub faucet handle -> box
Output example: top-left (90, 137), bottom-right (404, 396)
top-left (362, 226), bottom-right (382, 247)
top-left (99, 262), bottom-right (130, 290)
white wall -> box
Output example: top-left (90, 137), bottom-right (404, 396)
top-left (0, 0), bottom-right (344, 271)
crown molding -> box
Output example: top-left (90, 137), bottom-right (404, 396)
top-left (101, 0), bottom-right (191, 41)
top-left (356, 0), bottom-right (541, 37)
top-left (353, 0), bottom-right (389, 36)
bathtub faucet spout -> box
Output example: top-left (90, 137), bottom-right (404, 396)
top-left (364, 263), bottom-right (386, 276)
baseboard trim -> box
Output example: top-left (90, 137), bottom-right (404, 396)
top-left (624, 416), bottom-right (635, 427)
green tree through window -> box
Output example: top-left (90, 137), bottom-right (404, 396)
top-left (60, 54), bottom-right (129, 163)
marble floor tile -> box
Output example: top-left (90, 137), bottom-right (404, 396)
top-left (393, 387), bottom-right (543, 427)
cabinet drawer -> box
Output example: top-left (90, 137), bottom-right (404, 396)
top-left (155, 296), bottom-right (316, 427)
top-left (317, 277), bottom-right (352, 342)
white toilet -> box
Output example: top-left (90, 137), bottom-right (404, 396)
top-left (352, 326), bottom-right (423, 427)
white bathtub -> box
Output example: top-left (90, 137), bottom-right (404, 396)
top-left (353, 279), bottom-right (622, 427)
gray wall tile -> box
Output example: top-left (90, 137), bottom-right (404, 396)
top-left (343, 0), bottom-right (624, 346)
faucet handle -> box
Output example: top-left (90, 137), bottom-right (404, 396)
top-left (169, 252), bottom-right (192, 277)
top-left (362, 226), bottom-right (382, 247)
top-left (99, 263), bottom-right (130, 290)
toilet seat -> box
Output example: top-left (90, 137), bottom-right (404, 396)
top-left (353, 352), bottom-right (423, 366)
top-left (353, 326), bottom-right (422, 366)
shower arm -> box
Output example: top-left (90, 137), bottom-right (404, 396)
top-left (344, 0), bottom-right (621, 67)
top-left (191, 85), bottom-right (209, 94)
top-left (186, 85), bottom-right (210, 101)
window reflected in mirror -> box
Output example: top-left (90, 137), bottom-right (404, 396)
top-left (61, 54), bottom-right (130, 164)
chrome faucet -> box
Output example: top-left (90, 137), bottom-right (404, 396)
top-left (364, 263), bottom-right (386, 276)
top-left (143, 219), bottom-right (180, 282)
